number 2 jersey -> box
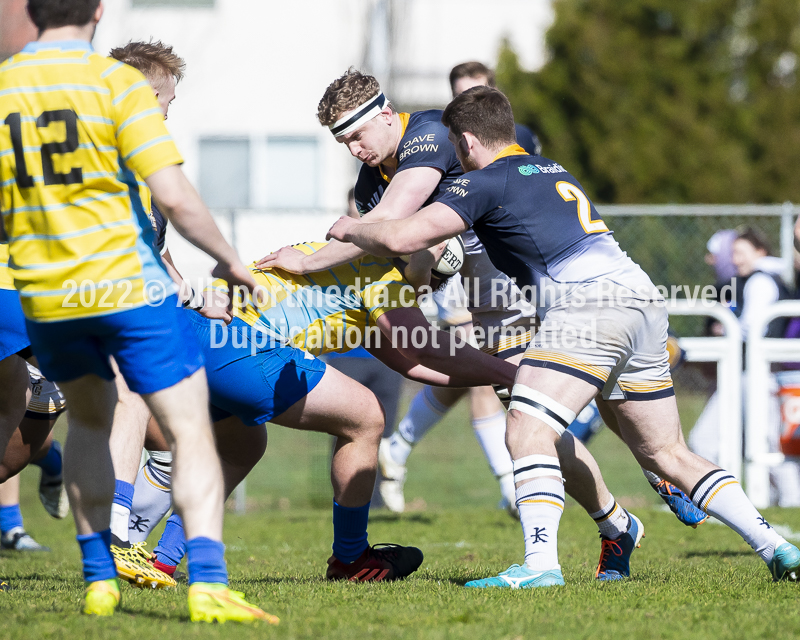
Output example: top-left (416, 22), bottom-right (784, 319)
top-left (436, 145), bottom-right (660, 318)
top-left (0, 40), bottom-right (180, 321)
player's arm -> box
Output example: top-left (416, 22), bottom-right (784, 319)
top-left (145, 165), bottom-right (255, 293)
top-left (366, 340), bottom-right (486, 387)
top-left (254, 166), bottom-right (443, 273)
top-left (328, 202), bottom-right (468, 257)
top-left (375, 307), bottom-right (516, 388)
top-left (794, 216), bottom-right (800, 253)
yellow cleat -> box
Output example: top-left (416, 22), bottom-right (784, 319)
top-left (83, 578), bottom-right (120, 616)
top-left (187, 583), bottom-right (279, 624)
top-left (111, 543), bottom-right (177, 589)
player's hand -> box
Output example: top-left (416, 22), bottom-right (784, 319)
top-left (254, 246), bottom-right (307, 274)
top-left (326, 215), bottom-right (358, 242)
top-left (198, 288), bottom-right (233, 324)
top-left (404, 249), bottom-right (435, 293)
top-left (211, 260), bottom-right (256, 299)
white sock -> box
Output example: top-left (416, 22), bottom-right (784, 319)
top-left (110, 504), bottom-right (130, 543)
top-left (128, 455), bottom-right (173, 544)
top-left (473, 411), bottom-right (513, 478)
top-left (387, 433), bottom-right (413, 467)
top-left (691, 469), bottom-right (786, 563)
top-left (393, 387), bottom-right (449, 465)
top-left (514, 457), bottom-right (564, 571)
top-left (589, 495), bottom-right (630, 540)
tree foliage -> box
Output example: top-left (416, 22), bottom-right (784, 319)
top-left (497, 0), bottom-right (800, 204)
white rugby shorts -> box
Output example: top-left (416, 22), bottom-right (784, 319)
top-left (521, 282), bottom-right (673, 401)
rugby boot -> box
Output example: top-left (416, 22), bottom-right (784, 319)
top-left (326, 543), bottom-right (423, 582)
top-left (111, 543), bottom-right (176, 589)
top-left (595, 513), bottom-right (644, 581)
top-left (38, 440), bottom-right (68, 519)
top-left (768, 542), bottom-right (800, 581)
top-left (465, 564), bottom-right (564, 589)
top-left (651, 479), bottom-right (708, 528)
top-left (187, 583), bottom-right (279, 624)
top-left (83, 578), bottom-right (120, 616)
top-left (1, 528), bottom-right (50, 552)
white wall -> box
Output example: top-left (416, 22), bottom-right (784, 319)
top-left (92, 0), bottom-right (553, 281)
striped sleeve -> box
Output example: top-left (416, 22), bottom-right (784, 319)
top-left (109, 65), bottom-right (183, 179)
top-left (359, 258), bottom-right (417, 324)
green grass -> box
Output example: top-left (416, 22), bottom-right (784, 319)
top-left (2, 384), bottom-right (799, 639)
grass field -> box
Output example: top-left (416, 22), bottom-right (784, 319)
top-left (2, 382), bottom-right (800, 639)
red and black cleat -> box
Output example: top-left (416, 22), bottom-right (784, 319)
top-left (326, 543), bottom-right (423, 582)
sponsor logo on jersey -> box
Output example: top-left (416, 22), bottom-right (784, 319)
top-left (519, 162), bottom-right (567, 176)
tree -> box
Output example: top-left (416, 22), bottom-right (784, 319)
top-left (497, 0), bottom-right (800, 204)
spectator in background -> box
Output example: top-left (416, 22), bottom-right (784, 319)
top-left (449, 61), bottom-right (542, 156)
top-left (690, 226), bottom-right (800, 505)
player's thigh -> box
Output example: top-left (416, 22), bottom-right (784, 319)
top-left (212, 415), bottom-right (267, 471)
top-left (0, 416), bottom-right (54, 481)
top-left (0, 354), bottom-right (28, 422)
top-left (58, 374), bottom-right (118, 429)
top-left (142, 368), bottom-right (211, 443)
top-left (606, 395), bottom-right (684, 458)
top-left (513, 363), bottom-right (600, 415)
top-left (143, 415), bottom-right (170, 452)
top-left (271, 365), bottom-right (384, 440)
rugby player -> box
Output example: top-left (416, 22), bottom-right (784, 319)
top-left (382, 62), bottom-right (704, 527)
top-left (102, 39), bottom-right (226, 590)
top-left (257, 70), bottom-right (700, 580)
top-left (378, 60), bottom-right (550, 518)
top-left (0, 0), bottom-right (274, 622)
top-left (129, 242), bottom-right (518, 582)
top-left (328, 85), bottom-right (800, 587)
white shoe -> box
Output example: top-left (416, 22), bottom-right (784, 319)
top-left (378, 438), bottom-right (406, 513)
top-left (498, 472), bottom-right (519, 519)
top-left (39, 441), bottom-right (68, 519)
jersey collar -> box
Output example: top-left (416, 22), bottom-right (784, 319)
top-left (22, 40), bottom-right (94, 53)
top-left (379, 112), bottom-right (411, 183)
top-left (492, 144), bottom-right (529, 163)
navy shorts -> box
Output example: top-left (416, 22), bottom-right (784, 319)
top-left (25, 296), bottom-right (204, 394)
top-left (0, 289), bottom-right (31, 361)
top-left (187, 314), bottom-right (326, 426)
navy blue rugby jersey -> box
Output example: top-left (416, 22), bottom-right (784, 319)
top-left (148, 202), bottom-right (168, 255)
top-left (515, 123), bottom-right (541, 156)
top-left (436, 146), bottom-right (658, 315)
top-left (354, 110), bottom-right (463, 214)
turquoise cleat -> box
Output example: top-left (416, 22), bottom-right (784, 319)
top-left (768, 542), bottom-right (800, 582)
top-left (596, 513), bottom-right (644, 581)
top-left (465, 564), bottom-right (564, 589)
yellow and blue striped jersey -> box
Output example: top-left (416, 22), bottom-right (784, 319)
top-left (0, 243), bottom-right (13, 290)
top-left (210, 242), bottom-right (418, 356)
top-left (0, 40), bottom-right (182, 321)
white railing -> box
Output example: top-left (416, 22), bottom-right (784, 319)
top-left (745, 300), bottom-right (800, 507)
top-left (668, 301), bottom-right (742, 479)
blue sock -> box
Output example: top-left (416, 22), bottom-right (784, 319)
top-left (113, 480), bottom-right (134, 511)
top-left (332, 500), bottom-right (370, 563)
top-left (186, 537), bottom-right (228, 586)
top-left (154, 513), bottom-right (187, 567)
top-left (32, 443), bottom-right (62, 477)
top-left (0, 504), bottom-right (23, 534)
top-left (76, 529), bottom-right (116, 582)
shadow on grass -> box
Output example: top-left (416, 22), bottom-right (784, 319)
top-left (683, 549), bottom-right (752, 559)
top-left (368, 513), bottom-right (435, 525)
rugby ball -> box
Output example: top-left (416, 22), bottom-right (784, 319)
top-left (431, 235), bottom-right (465, 279)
